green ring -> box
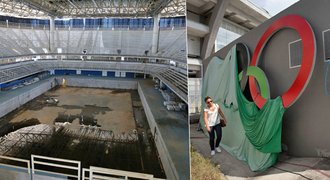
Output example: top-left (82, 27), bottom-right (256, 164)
top-left (239, 66), bottom-right (270, 99)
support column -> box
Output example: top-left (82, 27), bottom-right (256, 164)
top-left (49, 17), bottom-right (55, 53)
top-left (201, 0), bottom-right (230, 60)
top-left (151, 14), bottom-right (160, 55)
top-left (102, 70), bottom-right (107, 77)
top-left (160, 80), bottom-right (164, 89)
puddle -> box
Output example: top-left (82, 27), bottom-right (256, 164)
top-left (54, 113), bottom-right (100, 127)
top-left (110, 89), bottom-right (129, 94)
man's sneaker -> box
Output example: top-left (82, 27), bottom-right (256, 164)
top-left (211, 150), bottom-right (215, 156)
top-left (215, 147), bottom-right (221, 153)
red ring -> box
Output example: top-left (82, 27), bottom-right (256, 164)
top-left (249, 15), bottom-right (316, 109)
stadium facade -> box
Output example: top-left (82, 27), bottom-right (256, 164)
top-left (187, 0), bottom-right (270, 115)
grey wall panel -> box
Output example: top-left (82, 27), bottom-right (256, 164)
top-left (289, 39), bottom-right (302, 68)
top-left (323, 30), bottom-right (330, 60)
top-left (258, 29), bottom-right (300, 99)
top-left (56, 77), bottom-right (138, 90)
top-left (0, 78), bottom-right (55, 118)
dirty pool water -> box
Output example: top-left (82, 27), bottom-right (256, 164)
top-left (0, 87), bottom-right (166, 178)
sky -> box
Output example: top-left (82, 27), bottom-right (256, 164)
top-left (249, 0), bottom-right (299, 16)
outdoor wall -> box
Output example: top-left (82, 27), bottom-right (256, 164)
top-left (0, 78), bottom-right (56, 118)
top-left (204, 0), bottom-right (330, 157)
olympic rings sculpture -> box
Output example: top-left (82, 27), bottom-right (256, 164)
top-left (239, 15), bottom-right (316, 109)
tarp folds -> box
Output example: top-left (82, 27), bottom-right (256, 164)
top-left (200, 45), bottom-right (285, 171)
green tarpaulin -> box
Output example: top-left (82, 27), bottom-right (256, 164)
top-left (200, 45), bottom-right (285, 171)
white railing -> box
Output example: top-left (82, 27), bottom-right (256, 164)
top-left (89, 166), bottom-right (154, 180)
top-left (82, 168), bottom-right (90, 180)
top-left (0, 154), bottom-right (165, 180)
top-left (31, 154), bottom-right (81, 180)
top-left (83, 167), bottom-right (166, 180)
top-left (0, 155), bottom-right (31, 175)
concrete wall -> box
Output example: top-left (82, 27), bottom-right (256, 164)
top-left (204, 0), bottom-right (330, 157)
top-left (0, 78), bottom-right (56, 118)
top-left (137, 84), bottom-right (178, 180)
top-left (187, 35), bottom-right (201, 57)
top-left (55, 76), bottom-right (138, 90)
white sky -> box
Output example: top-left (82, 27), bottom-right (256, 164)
top-left (249, 0), bottom-right (299, 16)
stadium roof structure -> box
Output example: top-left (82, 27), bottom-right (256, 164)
top-left (0, 0), bottom-right (186, 18)
top-left (187, 0), bottom-right (270, 30)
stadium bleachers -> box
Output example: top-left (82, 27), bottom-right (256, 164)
top-left (157, 29), bottom-right (187, 61)
top-left (0, 27), bottom-right (186, 62)
top-left (0, 60), bottom-right (188, 102)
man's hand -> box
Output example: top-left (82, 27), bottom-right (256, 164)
top-left (206, 126), bottom-right (211, 132)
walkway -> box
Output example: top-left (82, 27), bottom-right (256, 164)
top-left (190, 123), bottom-right (330, 180)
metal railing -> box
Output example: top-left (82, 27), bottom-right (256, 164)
top-left (0, 155), bottom-right (31, 175)
top-left (82, 168), bottom-right (90, 180)
top-left (31, 154), bottom-right (81, 179)
top-left (0, 21), bottom-right (185, 31)
top-left (89, 166), bottom-right (154, 180)
top-left (0, 154), bottom-right (164, 180)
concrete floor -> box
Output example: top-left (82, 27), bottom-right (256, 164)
top-left (190, 123), bottom-right (330, 180)
top-left (3, 87), bottom-right (135, 134)
top-left (138, 80), bottom-right (190, 180)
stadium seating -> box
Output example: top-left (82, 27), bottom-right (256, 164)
top-left (0, 27), bottom-right (186, 62)
top-left (0, 60), bottom-right (187, 102)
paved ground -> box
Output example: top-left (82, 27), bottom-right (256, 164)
top-left (139, 80), bottom-right (189, 180)
top-left (190, 123), bottom-right (330, 180)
